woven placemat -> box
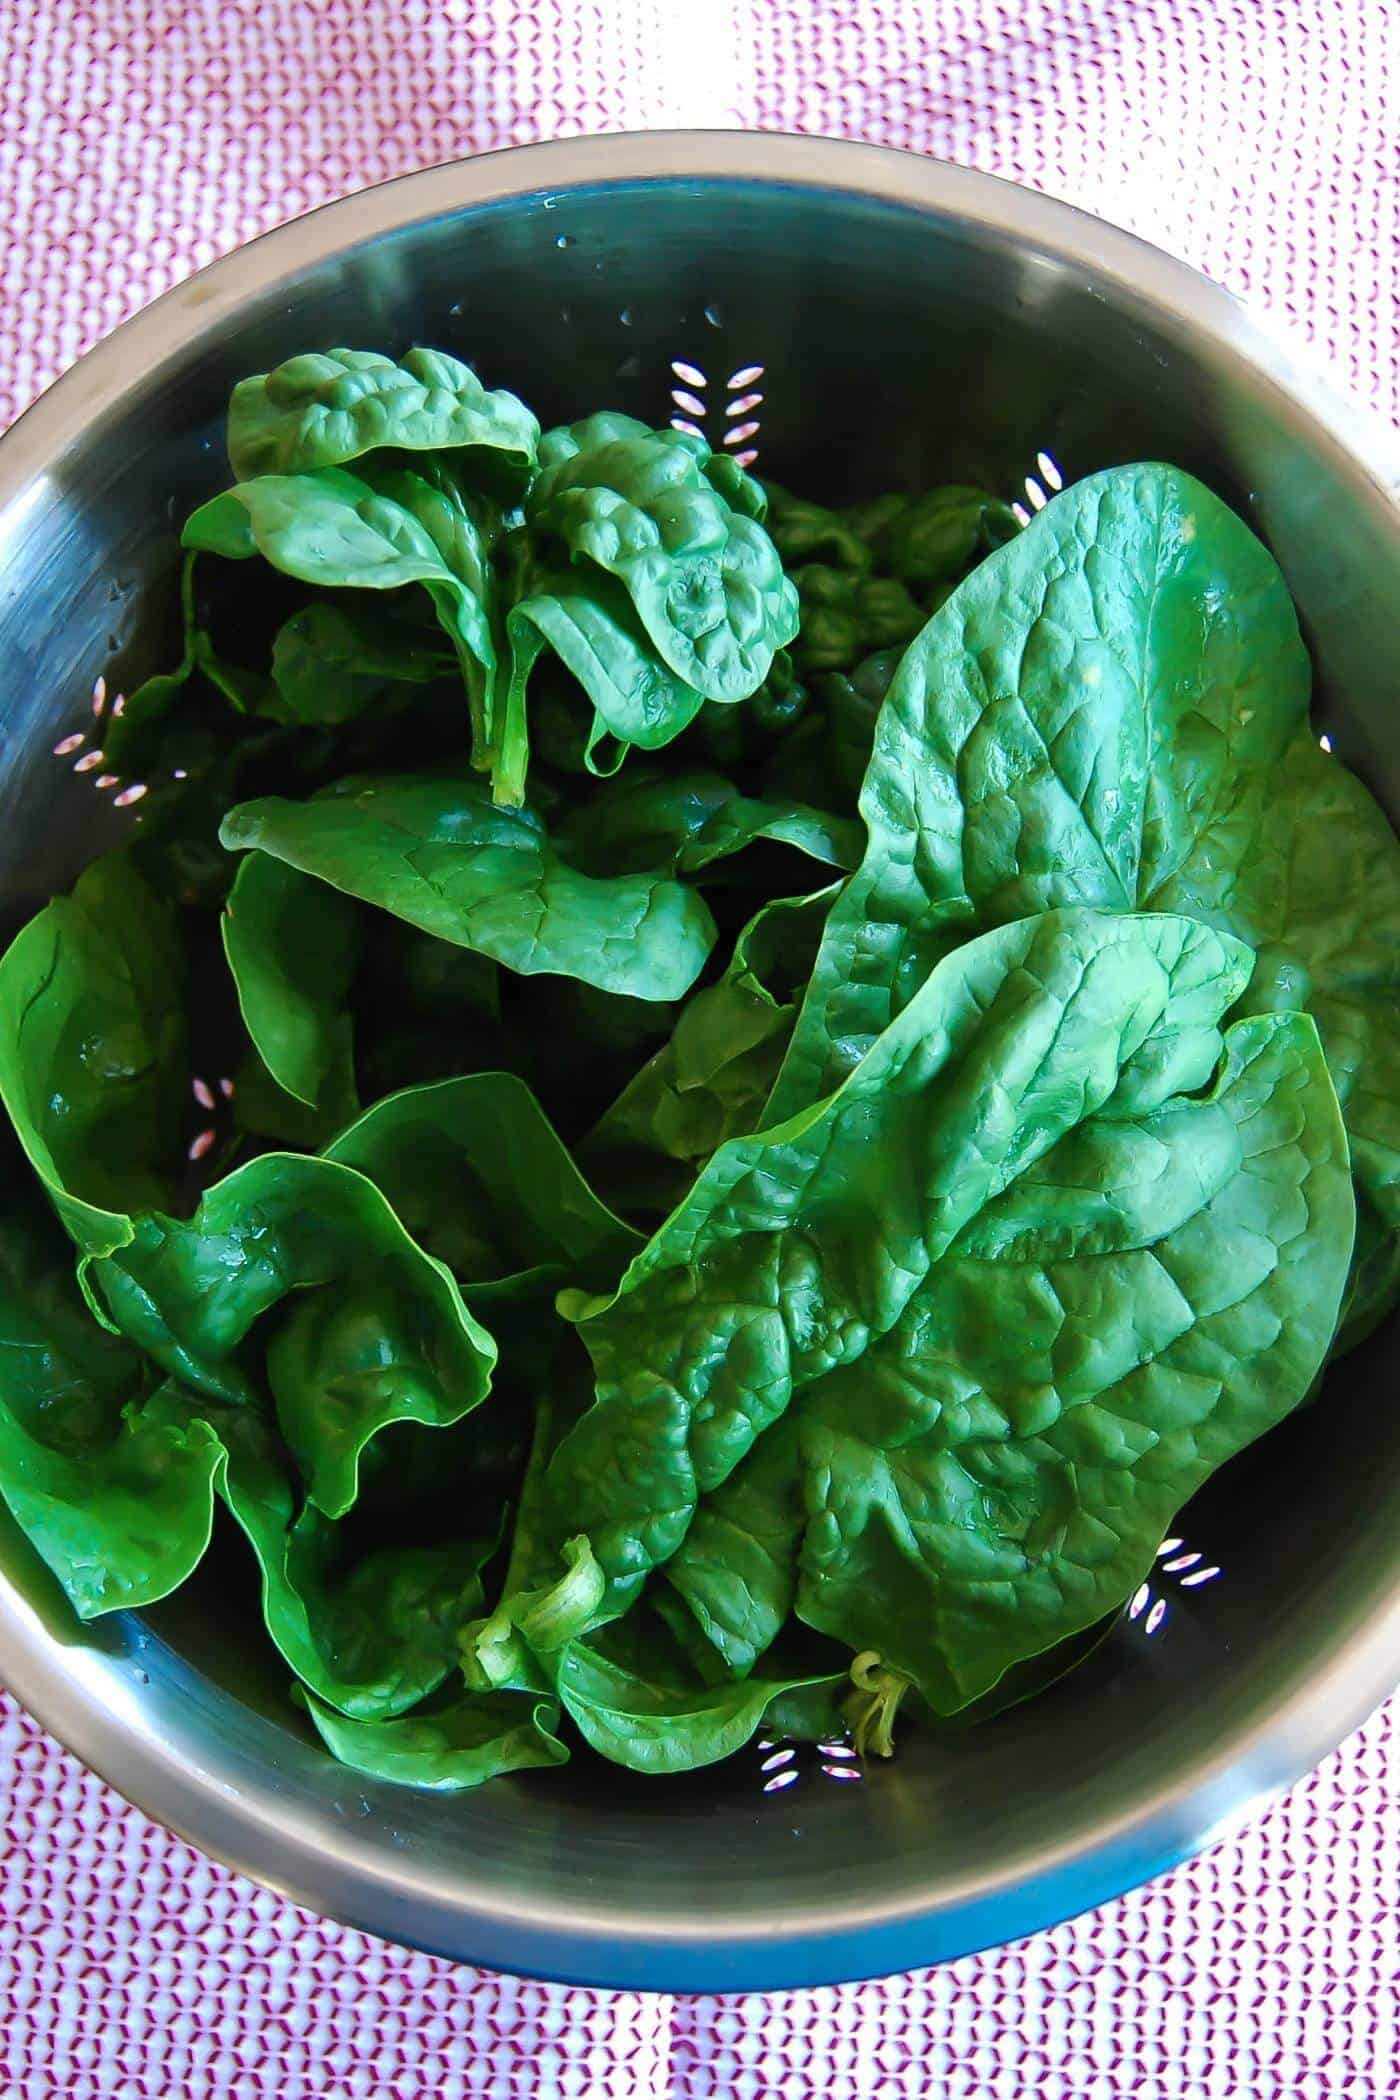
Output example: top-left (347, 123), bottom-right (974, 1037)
top-left (1, 4), bottom-right (1396, 2094)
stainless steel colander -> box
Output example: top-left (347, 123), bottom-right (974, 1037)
top-left (0, 132), bottom-right (1396, 1991)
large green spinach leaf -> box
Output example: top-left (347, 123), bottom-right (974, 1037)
top-left (545, 909), bottom-right (1281, 1629)
top-left (667, 1005), bottom-right (1351, 1703)
top-left (768, 463), bottom-right (1398, 1328)
top-left (220, 772), bottom-right (719, 1002)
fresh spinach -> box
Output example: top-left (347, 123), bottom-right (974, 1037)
top-left (0, 352), bottom-right (1384, 1792)
top-left (223, 852), bottom-right (360, 1131)
top-left (227, 347), bottom-right (539, 484)
top-left (526, 415), bottom-right (799, 702)
top-left (769, 463), bottom-right (1399, 1332)
top-left (546, 910), bottom-right (1288, 1620)
top-left (220, 771), bottom-right (720, 1003)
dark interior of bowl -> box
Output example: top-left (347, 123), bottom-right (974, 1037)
top-left (0, 160), bottom-right (1396, 1990)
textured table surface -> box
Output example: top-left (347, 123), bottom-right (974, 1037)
top-left (1, 3), bottom-right (1397, 2095)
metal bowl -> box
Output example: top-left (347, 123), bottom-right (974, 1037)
top-left (0, 133), bottom-right (1396, 1993)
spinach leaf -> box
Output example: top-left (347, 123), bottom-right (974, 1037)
top-left (760, 648), bottom-right (901, 814)
top-left (506, 562), bottom-right (708, 764)
top-left (183, 466), bottom-right (501, 783)
top-left (227, 347), bottom-right (539, 483)
top-left (765, 485), bottom-right (874, 572)
top-left (223, 852), bottom-right (360, 1128)
top-left (580, 890), bottom-right (836, 1218)
top-left (554, 1613), bottom-right (841, 1776)
top-left (545, 909), bottom-right (1271, 1628)
top-left (0, 1194), bottom-right (226, 1617)
top-left (771, 463), bottom-right (1311, 1113)
top-left (269, 602), bottom-right (454, 725)
top-left (555, 767), bottom-right (861, 882)
top-left (0, 854), bottom-right (185, 1255)
top-left (89, 1153), bottom-right (496, 1518)
top-left (220, 771), bottom-right (718, 1003)
top-left (297, 1685), bottom-right (568, 1788)
top-left (526, 416), bottom-right (799, 703)
top-left (323, 1072), bottom-right (640, 1290)
top-left (863, 485), bottom-right (1019, 596)
top-left (770, 463), bottom-right (1399, 1331)
top-left (790, 564), bottom-right (925, 673)
top-left (674, 1005), bottom-right (1349, 1710)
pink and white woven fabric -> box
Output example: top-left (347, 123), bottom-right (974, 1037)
top-left (1, 4), bottom-right (1397, 2095)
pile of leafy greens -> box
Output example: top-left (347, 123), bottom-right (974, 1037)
top-left (0, 346), bottom-right (1392, 1790)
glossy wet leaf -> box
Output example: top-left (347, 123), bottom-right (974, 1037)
top-left (223, 852), bottom-right (360, 1126)
top-left (228, 347), bottom-right (539, 482)
top-left (0, 854), bottom-right (185, 1255)
top-left (88, 1153), bottom-right (496, 1518)
top-left (220, 771), bottom-right (718, 1002)
top-left (527, 415), bottom-right (799, 702)
top-left (547, 910), bottom-right (1271, 1628)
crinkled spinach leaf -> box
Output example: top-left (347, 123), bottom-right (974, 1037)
top-left (506, 560), bottom-right (708, 766)
top-left (545, 909), bottom-right (1268, 1628)
top-left (88, 1152), bottom-right (496, 1519)
top-left (526, 415), bottom-right (799, 703)
top-left (227, 347), bottom-right (539, 483)
top-left (671, 1005), bottom-right (1349, 1710)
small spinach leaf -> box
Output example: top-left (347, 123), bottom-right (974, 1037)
top-left (297, 1685), bottom-right (568, 1788)
top-left (223, 852), bottom-right (360, 1126)
top-left (227, 347), bottom-right (539, 483)
top-left (580, 890), bottom-right (836, 1217)
top-left (526, 418), bottom-right (799, 702)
